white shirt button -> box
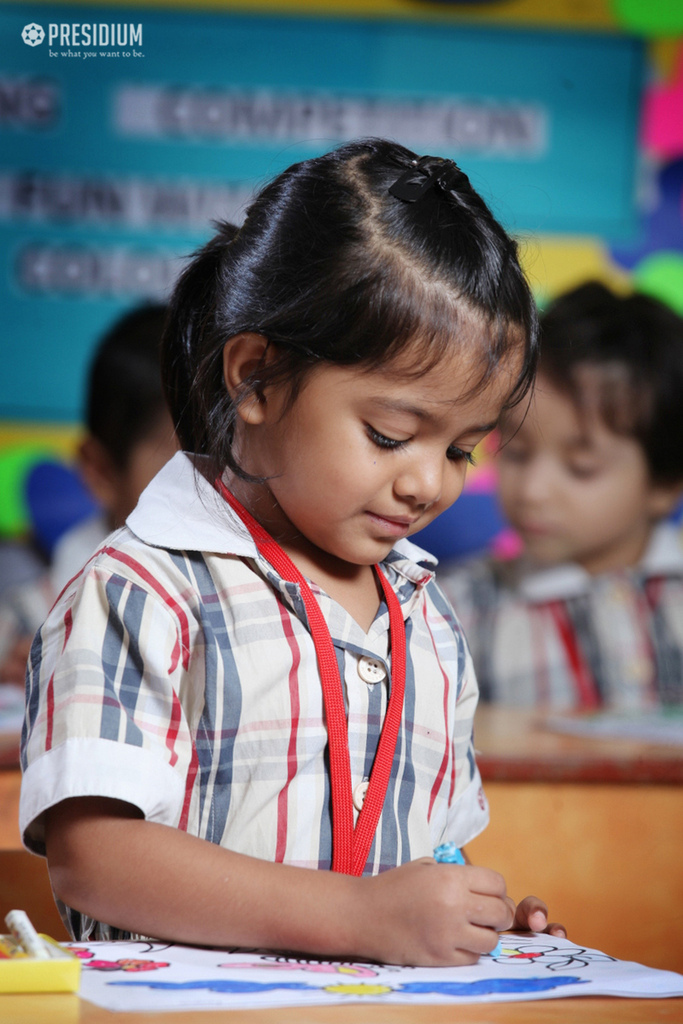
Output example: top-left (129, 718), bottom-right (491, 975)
top-left (353, 780), bottom-right (370, 811)
top-left (358, 655), bottom-right (386, 685)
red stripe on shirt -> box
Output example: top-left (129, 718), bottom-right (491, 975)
top-left (640, 577), bottom-right (662, 698)
top-left (274, 602), bottom-right (302, 863)
top-left (45, 607), bottom-right (73, 751)
top-left (548, 601), bottom-right (600, 710)
top-left (422, 602), bottom-right (452, 819)
top-left (102, 547), bottom-right (191, 671)
top-left (50, 546), bottom-right (109, 609)
top-left (164, 690), bottom-right (183, 769)
top-left (178, 741), bottom-right (199, 832)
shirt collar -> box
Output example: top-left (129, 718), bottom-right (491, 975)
top-left (127, 451), bottom-right (438, 583)
top-left (517, 521), bottom-right (683, 603)
top-left (127, 451), bottom-right (257, 556)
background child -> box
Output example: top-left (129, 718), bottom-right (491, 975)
top-left (441, 281), bottom-right (683, 710)
top-left (21, 139), bottom-right (562, 965)
top-left (0, 303), bottom-right (178, 684)
top-left (51, 302), bottom-right (178, 591)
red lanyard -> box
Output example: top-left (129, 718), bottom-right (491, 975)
top-left (215, 479), bottom-right (406, 876)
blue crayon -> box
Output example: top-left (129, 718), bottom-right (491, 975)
top-left (433, 844), bottom-right (503, 957)
top-left (433, 842), bottom-right (466, 865)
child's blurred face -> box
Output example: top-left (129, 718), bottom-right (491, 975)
top-left (497, 374), bottom-right (672, 574)
top-left (234, 337), bottom-right (523, 568)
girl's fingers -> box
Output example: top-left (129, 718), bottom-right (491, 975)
top-left (464, 865), bottom-right (508, 897)
top-left (526, 907), bottom-right (548, 931)
top-left (464, 893), bottom-right (515, 935)
top-left (514, 895), bottom-right (548, 925)
top-left (457, 924), bottom-right (505, 957)
top-left (512, 897), bottom-right (567, 937)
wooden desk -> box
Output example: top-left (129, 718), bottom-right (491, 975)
top-left (468, 707), bottom-right (683, 975)
top-left (0, 763), bottom-right (69, 940)
top-left (1, 993), bottom-right (683, 1023)
top-left (472, 706), bottom-right (683, 784)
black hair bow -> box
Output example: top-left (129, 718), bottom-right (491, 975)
top-left (388, 158), bottom-right (463, 203)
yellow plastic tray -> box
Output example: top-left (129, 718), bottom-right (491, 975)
top-left (0, 934), bottom-right (81, 993)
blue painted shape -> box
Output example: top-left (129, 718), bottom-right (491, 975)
top-left (399, 975), bottom-right (586, 995)
top-left (110, 979), bottom-right (315, 993)
top-left (110, 974), bottom-right (586, 996)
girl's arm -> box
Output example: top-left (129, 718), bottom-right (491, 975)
top-left (45, 796), bottom-right (514, 967)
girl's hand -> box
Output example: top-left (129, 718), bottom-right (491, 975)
top-left (508, 894), bottom-right (567, 938)
top-left (357, 857), bottom-right (514, 966)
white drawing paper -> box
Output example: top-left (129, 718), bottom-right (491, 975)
top-left (68, 932), bottom-right (683, 1013)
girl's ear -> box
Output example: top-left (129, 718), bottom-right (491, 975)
top-left (222, 332), bottom-right (271, 425)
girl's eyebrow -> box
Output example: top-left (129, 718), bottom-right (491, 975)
top-left (370, 397), bottom-right (498, 434)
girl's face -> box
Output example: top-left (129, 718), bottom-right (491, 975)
top-left (497, 374), bottom-right (676, 574)
top-left (232, 338), bottom-right (523, 570)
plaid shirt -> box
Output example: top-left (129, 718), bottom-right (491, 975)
top-left (20, 453), bottom-right (487, 939)
top-left (440, 523), bottom-right (683, 710)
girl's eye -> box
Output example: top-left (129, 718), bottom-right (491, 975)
top-left (366, 426), bottom-right (410, 451)
top-left (367, 426), bottom-right (477, 464)
top-left (447, 447), bottom-right (477, 466)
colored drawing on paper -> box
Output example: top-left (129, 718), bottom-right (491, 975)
top-left (70, 943), bottom-right (171, 973)
top-left (491, 938), bottom-right (617, 971)
top-left (70, 933), bottom-right (683, 1012)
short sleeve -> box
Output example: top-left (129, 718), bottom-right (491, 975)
top-left (20, 562), bottom-right (192, 854)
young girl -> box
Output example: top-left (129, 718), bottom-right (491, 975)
top-left (441, 282), bottom-right (683, 709)
top-left (21, 139), bottom-right (562, 966)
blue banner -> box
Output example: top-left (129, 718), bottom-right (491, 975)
top-left (1, 4), bottom-right (643, 420)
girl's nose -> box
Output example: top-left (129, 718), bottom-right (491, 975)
top-left (394, 454), bottom-right (452, 509)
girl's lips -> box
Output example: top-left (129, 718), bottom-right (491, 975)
top-left (365, 511), bottom-right (417, 537)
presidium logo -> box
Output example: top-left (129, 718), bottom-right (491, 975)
top-left (22, 23), bottom-right (45, 46)
top-left (21, 21), bottom-right (143, 56)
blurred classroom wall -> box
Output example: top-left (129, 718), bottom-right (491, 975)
top-left (1, 0), bottom-right (682, 539)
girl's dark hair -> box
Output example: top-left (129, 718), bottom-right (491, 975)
top-left (162, 138), bottom-right (538, 478)
top-left (87, 303), bottom-right (169, 470)
top-left (539, 281), bottom-right (683, 485)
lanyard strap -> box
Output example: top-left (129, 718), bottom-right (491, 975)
top-left (215, 478), bottom-right (406, 876)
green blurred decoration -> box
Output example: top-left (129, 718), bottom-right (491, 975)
top-left (0, 445), bottom-right (53, 536)
top-left (634, 251), bottom-right (683, 316)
